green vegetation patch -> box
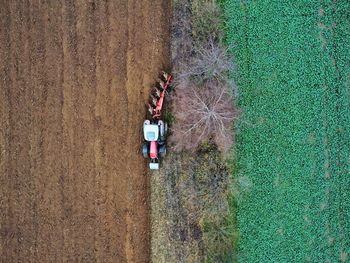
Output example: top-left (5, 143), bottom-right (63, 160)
top-left (224, 0), bottom-right (350, 261)
top-left (151, 144), bottom-right (237, 263)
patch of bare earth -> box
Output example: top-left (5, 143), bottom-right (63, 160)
top-left (0, 1), bottom-right (170, 262)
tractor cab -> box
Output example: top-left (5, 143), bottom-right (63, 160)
top-left (143, 121), bottom-right (159, 141)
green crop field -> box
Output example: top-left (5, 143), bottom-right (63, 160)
top-left (224, 0), bottom-right (350, 261)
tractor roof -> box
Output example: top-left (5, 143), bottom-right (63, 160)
top-left (144, 124), bottom-right (159, 141)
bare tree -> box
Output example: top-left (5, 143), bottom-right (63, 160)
top-left (175, 37), bottom-right (234, 85)
top-left (170, 80), bottom-right (237, 154)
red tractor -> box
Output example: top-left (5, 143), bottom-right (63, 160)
top-left (142, 72), bottom-right (172, 170)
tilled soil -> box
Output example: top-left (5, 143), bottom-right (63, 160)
top-left (0, 1), bottom-right (170, 262)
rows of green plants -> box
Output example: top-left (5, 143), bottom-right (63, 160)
top-left (224, 0), bottom-right (350, 261)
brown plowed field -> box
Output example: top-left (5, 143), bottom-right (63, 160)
top-left (0, 1), bottom-right (170, 262)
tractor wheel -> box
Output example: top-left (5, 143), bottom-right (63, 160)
top-left (159, 120), bottom-right (165, 137)
top-left (164, 122), bottom-right (168, 136)
top-left (142, 143), bottom-right (149, 158)
top-left (159, 145), bottom-right (166, 158)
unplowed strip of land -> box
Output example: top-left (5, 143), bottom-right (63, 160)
top-left (0, 1), bottom-right (170, 262)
